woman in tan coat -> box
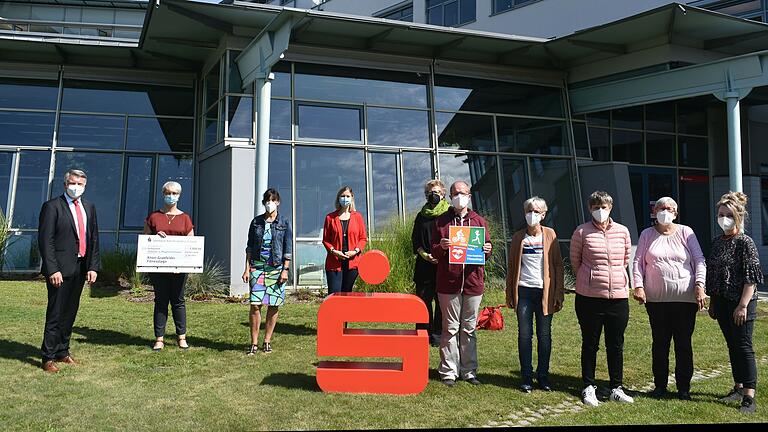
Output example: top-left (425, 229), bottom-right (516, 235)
top-left (506, 196), bottom-right (564, 393)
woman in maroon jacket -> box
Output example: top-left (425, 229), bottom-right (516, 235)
top-left (322, 186), bottom-right (368, 295)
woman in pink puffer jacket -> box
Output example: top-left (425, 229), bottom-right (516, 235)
top-left (570, 191), bottom-right (633, 407)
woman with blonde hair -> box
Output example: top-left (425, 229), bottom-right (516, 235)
top-left (706, 191), bottom-right (762, 413)
top-left (411, 179), bottom-right (449, 347)
top-left (506, 196), bottom-right (564, 392)
top-left (632, 196), bottom-right (706, 400)
top-left (322, 186), bottom-right (367, 295)
top-left (143, 181), bottom-right (194, 351)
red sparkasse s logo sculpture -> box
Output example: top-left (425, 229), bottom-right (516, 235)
top-left (316, 250), bottom-right (430, 395)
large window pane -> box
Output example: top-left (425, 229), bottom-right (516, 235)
top-left (434, 75), bottom-right (563, 118)
top-left (459, 0), bottom-right (476, 24)
top-left (296, 241), bottom-right (327, 287)
top-left (436, 112), bottom-right (494, 151)
top-left (3, 232), bottom-right (40, 271)
top-left (677, 99), bottom-right (707, 135)
top-left (54, 152), bottom-right (122, 230)
top-left (58, 114), bottom-right (124, 150)
top-left (646, 101), bottom-right (675, 132)
top-left (126, 117), bottom-right (193, 152)
top-left (0, 78), bottom-right (59, 110)
top-left (295, 147), bottom-right (367, 237)
top-left (205, 61), bottom-right (221, 110)
top-left (370, 153), bottom-right (400, 230)
top-left (11, 151), bottom-right (50, 229)
top-left (227, 96), bottom-right (252, 139)
top-left (678, 135), bottom-right (708, 168)
top-left (63, 80), bottom-right (194, 116)
top-left (118, 232), bottom-right (139, 252)
top-left (588, 127), bottom-right (610, 161)
top-left (297, 105), bottom-right (361, 142)
top-left (203, 104), bottom-right (220, 149)
top-left (0, 152), bottom-right (13, 214)
top-left (155, 155), bottom-right (194, 215)
top-left (646, 133), bottom-right (676, 166)
top-left (585, 111), bottom-right (610, 127)
top-left (99, 232), bottom-right (118, 253)
top-left (122, 156), bottom-right (152, 229)
top-left (444, 1), bottom-right (459, 26)
top-left (0, 111), bottom-right (55, 146)
top-left (368, 108), bottom-right (429, 148)
top-left (529, 158), bottom-right (578, 237)
top-left (438, 153), bottom-right (502, 225)
top-left (612, 106), bottom-right (643, 130)
top-left (612, 130), bottom-right (643, 163)
top-left (572, 123), bottom-right (590, 158)
top-left (403, 152), bottom-right (433, 216)
top-left (270, 99), bottom-right (291, 140)
top-left (497, 118), bottom-right (568, 155)
top-left (264, 144), bottom-right (292, 223)
top-left (295, 63), bottom-right (428, 108)
top-left (501, 157), bottom-right (528, 235)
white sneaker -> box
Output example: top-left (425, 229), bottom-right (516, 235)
top-left (610, 386), bottom-right (635, 403)
top-left (582, 385), bottom-right (599, 407)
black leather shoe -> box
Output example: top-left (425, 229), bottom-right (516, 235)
top-left (465, 377), bottom-right (482, 386)
top-left (648, 387), bottom-right (667, 398)
top-left (441, 379), bottom-right (456, 387)
top-left (677, 391), bottom-right (692, 401)
top-left (538, 382), bottom-right (552, 392)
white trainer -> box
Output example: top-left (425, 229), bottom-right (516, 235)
top-left (582, 385), bottom-right (599, 407)
top-left (610, 386), bottom-right (635, 403)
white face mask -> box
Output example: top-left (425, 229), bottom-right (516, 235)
top-left (451, 194), bottom-right (470, 210)
top-left (718, 216), bottom-right (736, 232)
top-left (591, 208), bottom-right (610, 223)
top-left (525, 211), bottom-right (542, 227)
top-left (265, 201), bottom-right (278, 214)
top-left (656, 210), bottom-right (675, 225)
top-left (66, 184), bottom-right (85, 200)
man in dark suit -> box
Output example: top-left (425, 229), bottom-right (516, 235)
top-left (38, 168), bottom-right (100, 373)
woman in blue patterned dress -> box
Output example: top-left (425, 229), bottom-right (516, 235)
top-left (242, 188), bottom-right (293, 355)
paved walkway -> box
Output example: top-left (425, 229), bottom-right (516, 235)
top-left (473, 355), bottom-right (768, 428)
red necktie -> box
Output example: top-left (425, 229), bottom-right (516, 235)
top-left (73, 199), bottom-right (86, 257)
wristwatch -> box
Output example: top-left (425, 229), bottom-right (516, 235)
top-left (354, 247), bottom-right (361, 254)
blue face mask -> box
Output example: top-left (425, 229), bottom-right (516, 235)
top-left (339, 196), bottom-right (352, 207)
top-left (164, 194), bottom-right (179, 206)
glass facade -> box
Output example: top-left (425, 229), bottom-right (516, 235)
top-left (579, 98), bottom-right (711, 244)
top-left (375, 3), bottom-right (414, 22)
top-left (215, 50), bottom-right (579, 288)
top-left (426, 0), bottom-right (476, 27)
top-left (0, 74), bottom-right (194, 270)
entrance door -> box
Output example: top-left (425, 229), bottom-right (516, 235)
top-left (628, 167), bottom-right (678, 237)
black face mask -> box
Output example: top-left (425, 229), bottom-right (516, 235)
top-left (427, 192), bottom-right (441, 205)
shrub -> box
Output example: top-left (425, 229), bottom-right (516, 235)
top-left (185, 258), bottom-right (229, 300)
top-left (129, 267), bottom-right (149, 297)
top-left (358, 214), bottom-right (416, 293)
top-left (98, 249), bottom-right (136, 287)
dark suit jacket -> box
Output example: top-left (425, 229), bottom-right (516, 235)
top-left (38, 194), bottom-right (100, 277)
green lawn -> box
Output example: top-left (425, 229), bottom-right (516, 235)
top-left (1, 280), bottom-right (766, 430)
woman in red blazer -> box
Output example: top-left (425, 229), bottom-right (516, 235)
top-left (322, 186), bottom-right (367, 295)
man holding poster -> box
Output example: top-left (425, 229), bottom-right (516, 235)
top-left (431, 180), bottom-right (492, 387)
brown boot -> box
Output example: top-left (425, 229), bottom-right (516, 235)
top-left (55, 355), bottom-right (77, 365)
top-left (42, 360), bottom-right (60, 373)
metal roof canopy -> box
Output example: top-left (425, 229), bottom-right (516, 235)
top-left (3, 0), bottom-right (148, 8)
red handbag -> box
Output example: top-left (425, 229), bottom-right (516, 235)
top-left (476, 304), bottom-right (505, 330)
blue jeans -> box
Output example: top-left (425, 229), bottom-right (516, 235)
top-left (517, 286), bottom-right (553, 382)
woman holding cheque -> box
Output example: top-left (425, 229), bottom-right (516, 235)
top-left (143, 181), bottom-right (195, 351)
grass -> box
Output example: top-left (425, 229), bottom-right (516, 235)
top-left (1, 279), bottom-right (767, 430)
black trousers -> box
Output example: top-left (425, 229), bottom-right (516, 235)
top-left (645, 302), bottom-right (698, 392)
top-left (415, 281), bottom-right (442, 339)
top-left (326, 260), bottom-right (358, 295)
top-left (152, 273), bottom-right (188, 338)
top-left (41, 259), bottom-right (86, 362)
top-left (575, 294), bottom-right (629, 389)
top-left (713, 295), bottom-right (758, 390)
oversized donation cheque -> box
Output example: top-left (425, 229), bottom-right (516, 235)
top-left (136, 235), bottom-right (205, 273)
top-left (448, 225), bottom-right (486, 265)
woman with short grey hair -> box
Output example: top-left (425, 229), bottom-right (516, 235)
top-left (632, 196), bottom-right (706, 401)
top-left (506, 196), bottom-right (564, 392)
top-left (143, 180), bottom-right (194, 351)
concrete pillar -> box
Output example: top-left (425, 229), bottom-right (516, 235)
top-left (255, 73), bottom-right (274, 205)
top-left (725, 93), bottom-right (743, 193)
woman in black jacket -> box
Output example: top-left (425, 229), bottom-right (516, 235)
top-left (411, 179), bottom-right (449, 347)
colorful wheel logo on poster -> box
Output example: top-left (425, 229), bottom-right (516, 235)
top-left (448, 226), bottom-right (486, 265)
